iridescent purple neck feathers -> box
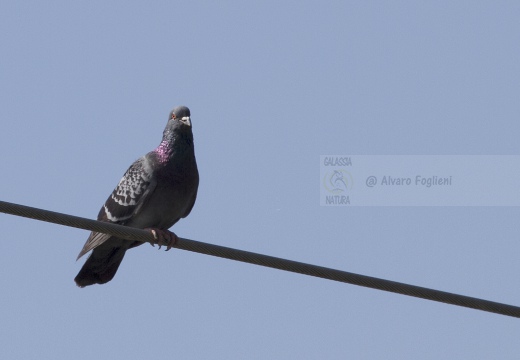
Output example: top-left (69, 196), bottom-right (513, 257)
top-left (153, 125), bottom-right (194, 165)
top-left (154, 140), bottom-right (173, 164)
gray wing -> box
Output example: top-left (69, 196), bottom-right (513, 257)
top-left (77, 157), bottom-right (156, 259)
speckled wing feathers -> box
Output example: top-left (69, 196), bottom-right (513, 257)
top-left (76, 157), bottom-right (156, 259)
top-left (102, 157), bottom-right (154, 222)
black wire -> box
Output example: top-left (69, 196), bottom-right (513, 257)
top-left (1, 199), bottom-right (519, 318)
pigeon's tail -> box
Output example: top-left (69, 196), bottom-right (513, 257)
top-left (74, 245), bottom-right (127, 288)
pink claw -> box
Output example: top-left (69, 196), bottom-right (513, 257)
top-left (146, 228), bottom-right (179, 251)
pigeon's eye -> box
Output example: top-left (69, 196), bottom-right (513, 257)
top-left (171, 113), bottom-right (176, 120)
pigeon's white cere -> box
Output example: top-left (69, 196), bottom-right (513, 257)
top-left (181, 116), bottom-right (191, 126)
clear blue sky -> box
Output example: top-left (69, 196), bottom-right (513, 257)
top-left (1, 1), bottom-right (520, 359)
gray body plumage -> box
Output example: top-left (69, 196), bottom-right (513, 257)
top-left (74, 106), bottom-right (198, 287)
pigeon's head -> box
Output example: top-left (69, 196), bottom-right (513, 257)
top-left (162, 106), bottom-right (193, 144)
top-left (168, 106), bottom-right (191, 128)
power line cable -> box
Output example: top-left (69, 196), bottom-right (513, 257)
top-left (1, 199), bottom-right (519, 318)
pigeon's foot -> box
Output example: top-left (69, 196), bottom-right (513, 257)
top-left (146, 228), bottom-right (178, 251)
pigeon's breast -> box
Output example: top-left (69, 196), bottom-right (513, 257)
top-left (129, 157), bottom-right (198, 229)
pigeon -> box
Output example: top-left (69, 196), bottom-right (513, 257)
top-left (74, 106), bottom-right (199, 287)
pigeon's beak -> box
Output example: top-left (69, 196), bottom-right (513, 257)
top-left (179, 116), bottom-right (191, 127)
